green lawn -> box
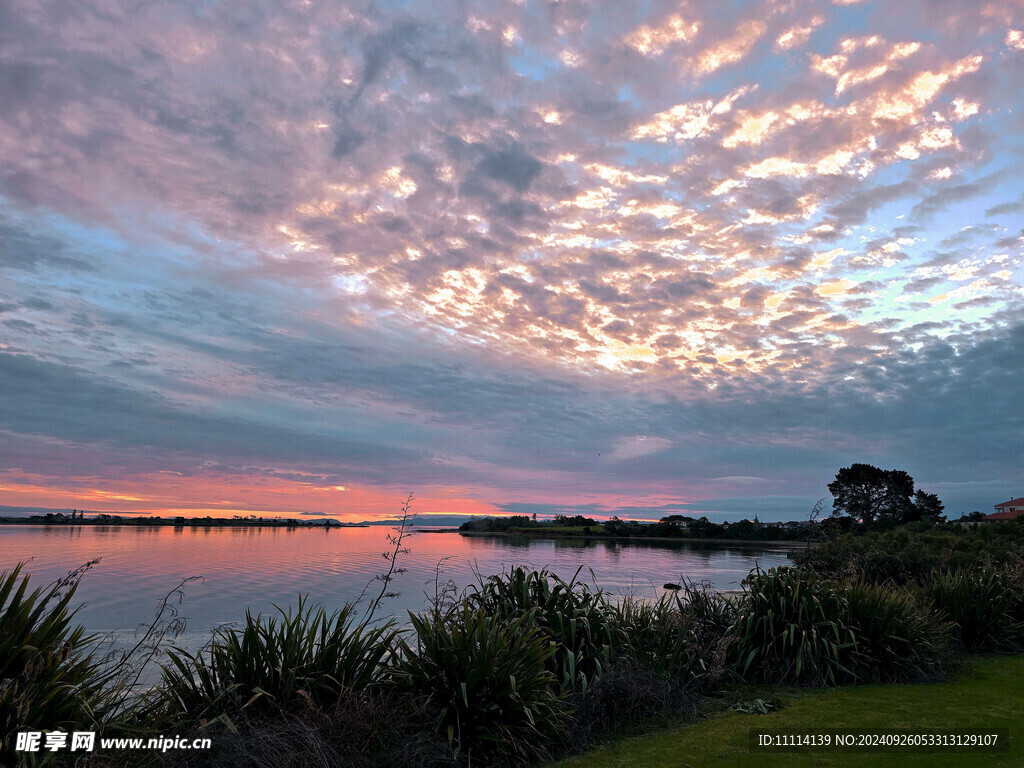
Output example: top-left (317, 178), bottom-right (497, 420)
top-left (554, 655), bottom-right (1024, 768)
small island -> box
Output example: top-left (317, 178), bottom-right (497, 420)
top-left (0, 511), bottom-right (366, 528)
top-left (459, 512), bottom-right (814, 542)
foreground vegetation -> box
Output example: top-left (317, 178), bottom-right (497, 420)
top-left (793, 519), bottom-right (1024, 583)
top-left (3, 518), bottom-right (1024, 767)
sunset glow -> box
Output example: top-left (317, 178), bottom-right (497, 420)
top-left (1, 0), bottom-right (1022, 522)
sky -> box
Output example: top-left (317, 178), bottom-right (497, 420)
top-left (1, 0), bottom-right (1022, 523)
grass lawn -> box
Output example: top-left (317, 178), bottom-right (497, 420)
top-left (554, 654), bottom-right (1024, 768)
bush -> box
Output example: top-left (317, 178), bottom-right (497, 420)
top-left (857, 550), bottom-right (921, 585)
top-left (151, 599), bottom-right (399, 726)
top-left (1, 562), bottom-right (111, 753)
top-left (464, 567), bottom-right (620, 692)
top-left (609, 581), bottom-right (733, 687)
top-left (843, 580), bottom-right (949, 682)
top-left (922, 568), bottom-right (1024, 652)
top-left (1006, 555), bottom-right (1024, 624)
top-left (730, 567), bottom-right (860, 686)
top-left (794, 523), bottom-right (1024, 584)
top-left (394, 607), bottom-right (569, 767)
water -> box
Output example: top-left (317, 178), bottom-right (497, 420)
top-left (1, 525), bottom-right (794, 649)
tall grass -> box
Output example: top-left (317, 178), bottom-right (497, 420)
top-left (146, 694), bottom-right (455, 768)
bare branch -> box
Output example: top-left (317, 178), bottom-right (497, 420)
top-left (363, 492), bottom-right (416, 622)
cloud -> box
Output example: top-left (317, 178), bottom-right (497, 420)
top-left (608, 436), bottom-right (674, 461)
top-left (985, 195), bottom-right (1024, 217)
top-left (0, 220), bottom-right (96, 272)
top-left (625, 13), bottom-right (700, 57)
top-left (910, 171), bottom-right (1005, 220)
top-left (0, 0), bottom-right (1021, 520)
top-left (693, 21), bottom-right (766, 76)
top-left (775, 16), bottom-right (825, 52)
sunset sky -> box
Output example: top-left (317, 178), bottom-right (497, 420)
top-left (1, 0), bottom-right (1022, 522)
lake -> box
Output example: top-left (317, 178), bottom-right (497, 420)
top-left (1, 525), bottom-right (794, 650)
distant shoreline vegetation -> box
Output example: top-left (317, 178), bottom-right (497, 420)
top-left (0, 512), bottom-right (367, 528)
top-left (458, 514), bottom-right (814, 542)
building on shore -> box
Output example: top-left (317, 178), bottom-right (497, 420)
top-left (985, 498), bottom-right (1024, 522)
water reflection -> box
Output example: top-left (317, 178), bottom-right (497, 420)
top-left (1, 525), bottom-right (793, 649)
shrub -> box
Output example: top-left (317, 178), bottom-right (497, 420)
top-left (464, 567), bottom-right (620, 691)
top-left (1006, 555), bottom-right (1024, 624)
top-left (857, 550), bottom-right (920, 585)
top-left (609, 581), bottom-right (733, 687)
top-left (609, 598), bottom-right (689, 678)
top-left (843, 580), bottom-right (949, 682)
top-left (151, 599), bottom-right (399, 726)
top-left (922, 568), bottom-right (1023, 652)
top-left (730, 567), bottom-right (860, 686)
top-left (394, 606), bottom-right (569, 767)
top-left (1, 562), bottom-right (110, 753)
top-left (790, 536), bottom-right (857, 578)
top-left (794, 523), bottom-right (1024, 584)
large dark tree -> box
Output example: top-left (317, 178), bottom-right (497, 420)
top-left (827, 463), bottom-right (917, 524)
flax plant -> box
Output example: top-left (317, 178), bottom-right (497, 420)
top-left (394, 606), bottom-right (569, 766)
top-left (150, 599), bottom-right (400, 728)
top-left (1, 561), bottom-right (111, 755)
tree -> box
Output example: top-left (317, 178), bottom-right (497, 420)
top-left (827, 463), bottom-right (915, 524)
top-left (730, 518), bottom-right (756, 539)
top-left (956, 510), bottom-right (986, 523)
top-left (907, 490), bottom-right (945, 523)
top-left (603, 515), bottom-right (624, 536)
top-left (553, 514), bottom-right (599, 527)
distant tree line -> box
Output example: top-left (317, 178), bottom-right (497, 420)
top-left (4, 513), bottom-right (348, 528)
top-left (460, 462), bottom-right (955, 540)
top-left (458, 514), bottom-right (601, 533)
top-left (459, 513), bottom-right (811, 540)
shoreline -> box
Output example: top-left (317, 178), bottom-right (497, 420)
top-left (0, 517), bottom-right (369, 528)
top-left (456, 530), bottom-right (809, 549)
